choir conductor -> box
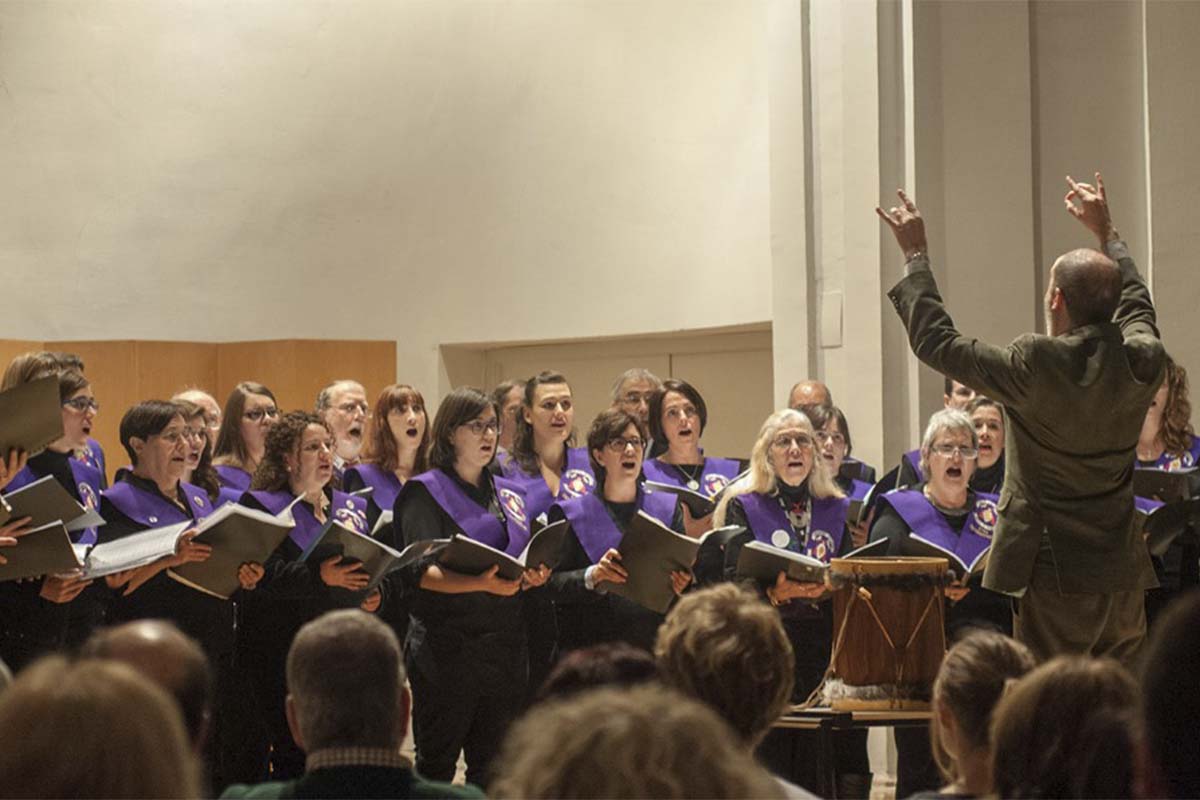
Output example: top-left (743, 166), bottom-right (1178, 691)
top-left (877, 175), bottom-right (1165, 665)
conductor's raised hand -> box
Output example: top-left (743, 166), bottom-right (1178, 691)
top-left (319, 555), bottom-right (369, 591)
top-left (592, 548), bottom-right (628, 586)
top-left (1064, 173), bottom-right (1117, 244)
top-left (0, 448), bottom-right (29, 492)
top-left (477, 564), bottom-right (522, 597)
top-left (0, 516), bottom-right (34, 565)
top-left (876, 190), bottom-right (928, 260)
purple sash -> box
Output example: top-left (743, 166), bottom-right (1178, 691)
top-left (642, 457), bottom-right (742, 497)
top-left (881, 489), bottom-right (999, 567)
top-left (506, 447), bottom-right (597, 521)
top-left (75, 437), bottom-right (107, 478)
top-left (1151, 435), bottom-right (1200, 471)
top-left (847, 478), bottom-right (872, 502)
top-left (902, 449), bottom-right (925, 484)
top-left (215, 464), bottom-right (252, 492)
top-left (4, 459), bottom-right (106, 546)
top-left (555, 489), bottom-right (678, 563)
top-left (344, 463), bottom-right (403, 513)
top-left (740, 491), bottom-right (849, 564)
top-left (248, 489), bottom-right (368, 551)
top-left (103, 478), bottom-right (213, 528)
top-left (409, 470), bottom-right (531, 556)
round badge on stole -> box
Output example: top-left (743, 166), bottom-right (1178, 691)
top-left (194, 495), bottom-right (206, 508)
top-left (687, 480), bottom-right (700, 491)
top-left (771, 529), bottom-right (791, 548)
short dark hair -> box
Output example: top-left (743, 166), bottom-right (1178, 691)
top-left (801, 403), bottom-right (852, 458)
top-left (1053, 248), bottom-right (1122, 327)
top-left (213, 382), bottom-right (277, 464)
top-left (490, 379), bottom-right (523, 409)
top-left (944, 375), bottom-right (954, 396)
top-left (537, 643), bottom-right (658, 703)
top-left (251, 411), bottom-right (327, 492)
top-left (586, 408), bottom-right (647, 487)
top-left (119, 401), bottom-right (185, 467)
top-left (1142, 590), bottom-right (1200, 799)
top-left (511, 371), bottom-right (573, 475)
top-left (648, 379), bottom-right (708, 445)
top-left (428, 387), bottom-right (497, 472)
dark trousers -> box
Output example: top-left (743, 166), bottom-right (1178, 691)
top-left (1015, 584), bottom-right (1146, 668)
top-left (408, 665), bottom-right (525, 787)
top-left (894, 724), bottom-right (941, 799)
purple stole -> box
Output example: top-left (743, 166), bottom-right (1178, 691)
top-left (555, 489), bottom-right (678, 563)
top-left (881, 489), bottom-right (999, 567)
top-left (216, 485), bottom-right (244, 509)
top-left (5, 458), bottom-right (106, 546)
top-left (847, 478), bottom-right (872, 502)
top-left (344, 463), bottom-right (403, 513)
top-left (642, 456), bottom-right (743, 497)
top-left (902, 449), bottom-right (925, 484)
top-left (247, 489), bottom-right (368, 552)
top-left (103, 478), bottom-right (213, 529)
top-left (215, 464), bottom-right (252, 492)
top-left (409, 470), bottom-right (531, 557)
top-left (740, 490), bottom-right (849, 564)
top-left (75, 437), bottom-right (107, 479)
top-left (1150, 435), bottom-right (1200, 471)
top-left (505, 447), bottom-right (597, 520)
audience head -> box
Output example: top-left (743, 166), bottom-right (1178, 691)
top-left (428, 387), bottom-right (499, 476)
top-left (315, 379), bottom-right (369, 464)
top-left (648, 379), bottom-right (708, 457)
top-left (655, 584), bottom-right (794, 747)
top-left (362, 383), bottom-right (429, 474)
top-left (172, 388), bottom-right (221, 440)
top-left (491, 379), bottom-right (525, 452)
top-left (1046, 248), bottom-right (1121, 334)
top-left (285, 610), bottom-right (408, 753)
top-left (512, 370), bottom-right (575, 474)
top-left (491, 684), bottom-right (784, 799)
top-left (587, 407), bottom-right (648, 492)
top-left (0, 656), bottom-right (198, 799)
top-left (81, 620), bottom-right (213, 751)
top-left (611, 367), bottom-right (663, 426)
top-left (120, 400), bottom-right (188, 481)
top-left (929, 631), bottom-right (1035, 787)
top-left (920, 408), bottom-right (978, 494)
top-left (991, 656), bottom-right (1141, 799)
top-left (213, 381), bottom-right (278, 469)
top-left (537, 642), bottom-right (658, 703)
top-left (966, 396), bottom-right (1004, 470)
top-left (803, 403), bottom-right (853, 477)
top-left (1141, 589), bottom-right (1200, 799)
top-left (251, 410), bottom-right (333, 494)
top-left (943, 377), bottom-right (977, 410)
top-left (788, 379), bottom-right (832, 409)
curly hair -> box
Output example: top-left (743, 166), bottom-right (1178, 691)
top-left (360, 384), bottom-right (430, 475)
top-left (250, 411), bottom-right (328, 492)
top-left (510, 371), bottom-right (575, 475)
top-left (490, 684), bottom-right (784, 799)
top-left (1159, 355), bottom-right (1195, 457)
top-left (713, 408), bottom-right (843, 527)
top-left (655, 583), bottom-right (794, 746)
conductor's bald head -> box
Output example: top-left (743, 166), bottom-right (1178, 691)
top-left (81, 620), bottom-right (212, 749)
top-left (1046, 248), bottom-right (1121, 335)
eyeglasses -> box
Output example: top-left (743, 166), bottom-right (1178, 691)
top-left (930, 444), bottom-right (979, 459)
top-left (771, 433), bottom-right (814, 451)
top-left (336, 401), bottom-right (369, 415)
top-left (606, 436), bottom-right (645, 452)
top-left (154, 429), bottom-right (189, 446)
top-left (461, 418), bottom-right (500, 436)
top-left (63, 397), bottom-right (100, 413)
top-left (244, 407), bottom-right (279, 422)
top-left (183, 427), bottom-right (207, 441)
top-left (204, 418), bottom-right (221, 431)
top-left (664, 405), bottom-right (699, 421)
top-left (814, 431), bottom-right (846, 447)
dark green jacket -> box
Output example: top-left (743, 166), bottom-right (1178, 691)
top-left (219, 765), bottom-right (485, 800)
top-left (887, 245), bottom-right (1164, 594)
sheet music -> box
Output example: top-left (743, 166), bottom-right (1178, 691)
top-left (79, 521), bottom-right (189, 579)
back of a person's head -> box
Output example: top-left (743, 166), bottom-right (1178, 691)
top-left (0, 656), bottom-right (197, 799)
top-left (81, 620), bottom-right (213, 749)
top-left (1142, 590), bottom-right (1200, 798)
top-left (491, 684), bottom-right (784, 799)
top-left (537, 642), bottom-right (659, 703)
top-left (991, 656), bottom-right (1141, 799)
top-left (655, 583), bottom-right (794, 746)
top-left (286, 609), bottom-right (405, 751)
top-left (931, 631), bottom-right (1035, 783)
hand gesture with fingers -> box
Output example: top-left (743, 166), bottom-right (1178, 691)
top-left (876, 190), bottom-right (928, 260)
top-left (319, 555), bottom-right (369, 591)
top-left (40, 573), bottom-right (92, 604)
top-left (0, 516), bottom-right (34, 565)
top-left (521, 563), bottom-right (551, 590)
top-left (360, 588), bottom-right (383, 612)
top-left (1064, 173), bottom-right (1117, 245)
top-left (169, 530), bottom-right (212, 567)
top-left (238, 561), bottom-right (265, 591)
top-left (670, 569), bottom-right (692, 596)
top-left (592, 548), bottom-right (628, 586)
top-left (477, 564), bottom-right (522, 597)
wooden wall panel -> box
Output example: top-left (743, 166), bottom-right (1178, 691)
top-left (0, 340), bottom-right (47, 381)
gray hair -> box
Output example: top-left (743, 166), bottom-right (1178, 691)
top-left (314, 380), bottom-right (364, 414)
top-left (919, 408), bottom-right (978, 477)
top-left (286, 610), bottom-right (405, 751)
top-left (609, 368), bottom-right (663, 402)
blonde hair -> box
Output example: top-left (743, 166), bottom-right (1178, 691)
top-left (0, 656), bottom-right (199, 799)
top-left (491, 684), bottom-right (784, 799)
top-left (714, 408), bottom-right (842, 527)
top-left (655, 584), bottom-right (794, 746)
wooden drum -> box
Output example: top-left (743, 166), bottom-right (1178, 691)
top-left (823, 557), bottom-right (949, 711)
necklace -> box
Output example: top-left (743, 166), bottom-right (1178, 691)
top-left (675, 463), bottom-right (703, 491)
